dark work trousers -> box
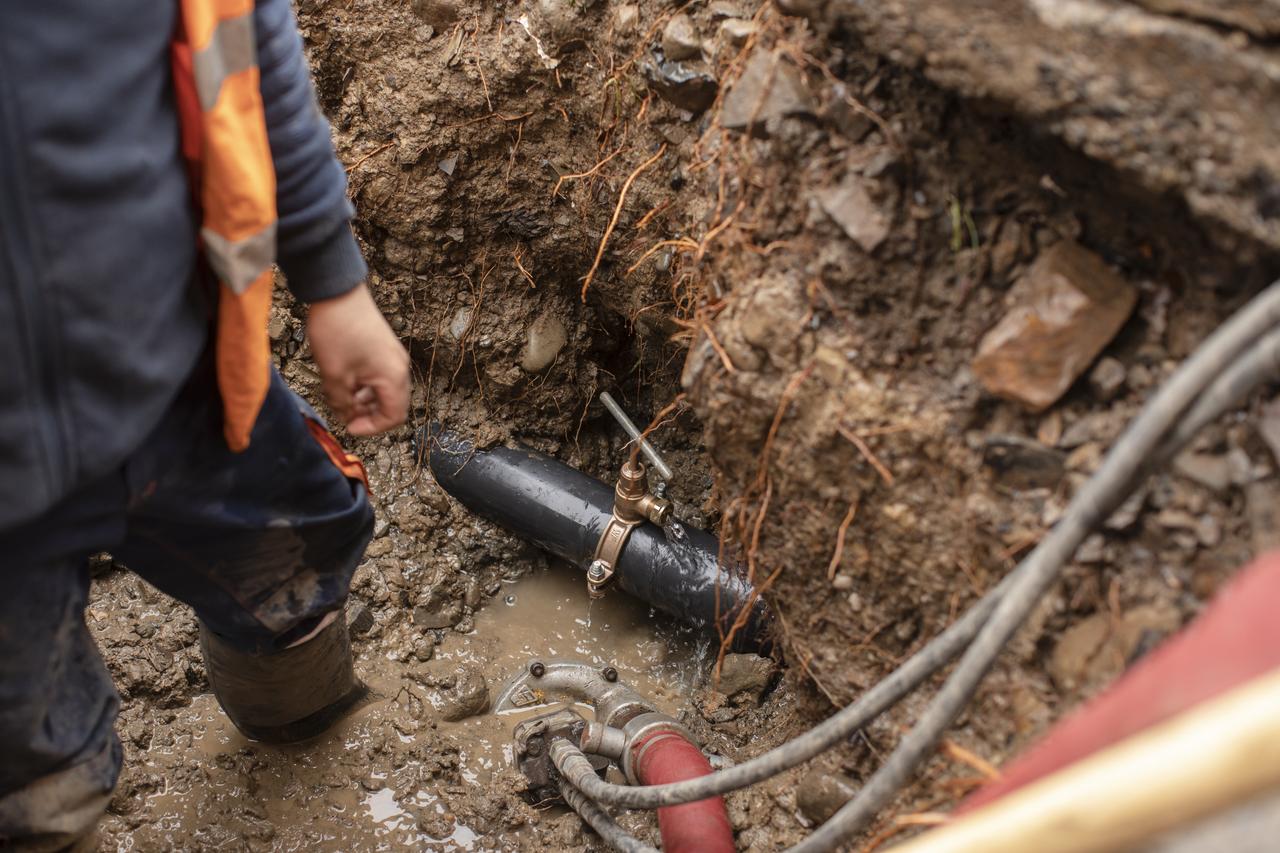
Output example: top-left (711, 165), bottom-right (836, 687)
top-left (0, 362), bottom-right (374, 851)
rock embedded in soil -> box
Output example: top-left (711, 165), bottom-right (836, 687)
top-left (1172, 450), bottom-right (1234, 493)
top-left (661, 13), bottom-right (702, 61)
top-left (981, 435), bottom-right (1066, 491)
top-left (346, 600), bottom-right (375, 636)
top-left (972, 241), bottom-right (1138, 412)
top-left (795, 770), bottom-right (858, 825)
top-left (643, 54), bottom-right (719, 114)
top-left (716, 653), bottom-right (777, 702)
top-left (1088, 356), bottom-right (1127, 401)
top-left (720, 50), bottom-right (814, 134)
top-left (520, 312), bottom-right (568, 373)
top-left (816, 176), bottom-right (892, 254)
top-left (435, 665), bottom-right (490, 722)
top-left (614, 4), bottom-right (639, 32)
top-left (1049, 605), bottom-right (1182, 693)
top-left (414, 601), bottom-right (462, 630)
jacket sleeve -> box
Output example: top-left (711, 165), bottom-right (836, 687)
top-left (254, 0), bottom-right (367, 302)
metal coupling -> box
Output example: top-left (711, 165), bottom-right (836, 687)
top-left (619, 711), bottom-right (700, 786)
top-left (580, 721), bottom-right (627, 761)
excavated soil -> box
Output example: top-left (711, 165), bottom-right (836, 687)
top-left (92, 0), bottom-right (1280, 850)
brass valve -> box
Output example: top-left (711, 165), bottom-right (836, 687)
top-left (613, 460), bottom-right (672, 526)
top-left (588, 393), bottom-right (676, 599)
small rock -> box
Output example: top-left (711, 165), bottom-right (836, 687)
top-left (972, 241), bottom-right (1138, 412)
top-left (614, 4), bottom-right (639, 31)
top-left (716, 653), bottom-right (776, 702)
top-left (661, 13), bottom-right (701, 61)
top-left (1088, 357), bottom-right (1127, 401)
top-left (446, 227), bottom-right (465, 243)
top-left (267, 312), bottom-right (289, 343)
top-left (846, 592), bottom-right (863, 612)
top-left (1049, 604), bottom-right (1177, 691)
top-left (1246, 479), bottom-right (1280, 557)
top-left (1075, 534), bottom-right (1107, 564)
top-left (413, 637), bottom-right (436, 662)
top-left (1104, 486), bottom-right (1147, 532)
top-left (982, 435), bottom-right (1065, 491)
top-left (831, 574), bottom-right (854, 590)
top-left (1059, 410), bottom-right (1125, 449)
top-left (346, 600), bottom-right (376, 636)
top-left (719, 18), bottom-right (756, 46)
top-left (1157, 508), bottom-right (1222, 548)
top-left (642, 54), bottom-right (719, 114)
top-left (1173, 451), bottom-right (1234, 493)
top-left (1049, 614), bottom-right (1110, 692)
top-left (1065, 441), bottom-right (1103, 473)
top-left (437, 156), bottom-right (457, 176)
top-left (1037, 410), bottom-right (1064, 447)
top-left (708, 1), bottom-right (745, 18)
top-left (720, 50), bottom-right (814, 134)
top-left (520, 312), bottom-right (567, 373)
top-left (436, 665), bottom-right (489, 721)
top-left (816, 176), bottom-right (891, 254)
top-left (448, 307), bottom-right (472, 341)
top-left (795, 770), bottom-right (857, 825)
top-left (413, 601), bottom-right (462, 630)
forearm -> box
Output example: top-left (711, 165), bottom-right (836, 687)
top-left (255, 0), bottom-right (366, 302)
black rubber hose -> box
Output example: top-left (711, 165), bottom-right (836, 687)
top-left (423, 426), bottom-right (771, 649)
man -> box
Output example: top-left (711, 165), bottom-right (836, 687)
top-left (0, 0), bottom-right (409, 848)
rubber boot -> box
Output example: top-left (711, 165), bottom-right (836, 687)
top-left (198, 613), bottom-right (368, 743)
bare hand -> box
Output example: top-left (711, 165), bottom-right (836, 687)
top-left (307, 284), bottom-right (410, 436)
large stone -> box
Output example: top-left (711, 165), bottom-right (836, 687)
top-left (972, 241), bottom-right (1137, 412)
top-left (720, 50), bottom-right (814, 134)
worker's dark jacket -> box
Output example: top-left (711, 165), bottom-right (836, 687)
top-left (0, 0), bottom-right (367, 529)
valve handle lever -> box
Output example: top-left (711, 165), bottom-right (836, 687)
top-left (599, 391), bottom-right (674, 482)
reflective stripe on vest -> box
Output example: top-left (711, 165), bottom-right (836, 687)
top-left (173, 0), bottom-right (278, 452)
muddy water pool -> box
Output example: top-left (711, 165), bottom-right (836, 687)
top-left (120, 565), bottom-right (708, 851)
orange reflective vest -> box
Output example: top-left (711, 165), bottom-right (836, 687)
top-left (172, 0), bottom-right (277, 452)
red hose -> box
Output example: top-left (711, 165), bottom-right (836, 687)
top-left (631, 729), bottom-right (735, 853)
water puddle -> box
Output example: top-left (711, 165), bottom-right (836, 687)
top-left (127, 565), bottom-right (707, 851)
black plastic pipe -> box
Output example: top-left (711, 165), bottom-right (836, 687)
top-left (423, 427), bottom-right (770, 650)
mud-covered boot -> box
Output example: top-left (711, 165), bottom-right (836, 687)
top-left (198, 613), bottom-right (368, 743)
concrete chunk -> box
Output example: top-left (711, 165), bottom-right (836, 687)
top-left (972, 241), bottom-right (1137, 412)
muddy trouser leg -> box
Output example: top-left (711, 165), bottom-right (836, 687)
top-left (0, 478), bottom-right (129, 851)
top-left (115, 366), bottom-right (374, 742)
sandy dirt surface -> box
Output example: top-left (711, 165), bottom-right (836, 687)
top-left (87, 0), bottom-right (1280, 849)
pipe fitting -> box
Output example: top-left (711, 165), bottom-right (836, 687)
top-left (614, 460), bottom-right (673, 526)
top-left (581, 721), bottom-right (628, 761)
top-left (620, 712), bottom-right (700, 786)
